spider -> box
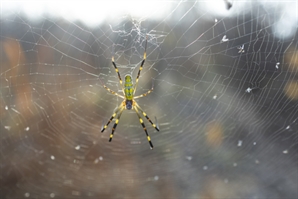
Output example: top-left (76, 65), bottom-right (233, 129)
top-left (101, 37), bottom-right (159, 149)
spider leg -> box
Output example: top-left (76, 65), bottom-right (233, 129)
top-left (109, 106), bottom-right (125, 142)
top-left (134, 106), bottom-right (154, 149)
top-left (103, 85), bottom-right (124, 99)
top-left (134, 89), bottom-right (153, 99)
top-left (134, 79), bottom-right (154, 99)
top-left (112, 55), bottom-right (125, 94)
top-left (134, 36), bottom-right (147, 94)
top-left (101, 102), bottom-right (124, 133)
top-left (134, 102), bottom-right (160, 131)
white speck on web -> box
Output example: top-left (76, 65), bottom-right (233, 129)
top-left (11, 108), bottom-right (21, 114)
top-left (275, 62), bottom-right (280, 69)
top-left (5, 126), bottom-right (11, 130)
top-left (283, 150), bottom-right (288, 154)
top-left (72, 191), bottom-right (80, 196)
top-left (186, 156), bottom-right (192, 161)
top-left (238, 44), bottom-right (245, 53)
top-left (25, 127), bottom-right (30, 131)
top-left (5, 106), bottom-right (8, 110)
top-left (50, 193), bottom-right (55, 198)
top-left (99, 156), bottom-right (103, 161)
top-left (154, 176), bottom-right (159, 181)
top-left (75, 145), bottom-right (80, 150)
top-left (245, 87), bottom-right (252, 93)
top-left (24, 192), bottom-right (30, 197)
top-left (51, 155), bottom-right (55, 160)
top-left (221, 35), bottom-right (229, 43)
top-left (237, 140), bottom-right (242, 147)
top-left (203, 166), bottom-right (208, 170)
top-left (233, 163), bottom-right (237, 167)
top-left (68, 96), bottom-right (78, 101)
top-left (286, 125), bottom-right (290, 129)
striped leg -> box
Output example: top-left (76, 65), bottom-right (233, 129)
top-left (109, 107), bottom-right (124, 142)
top-left (103, 85), bottom-right (124, 99)
top-left (134, 80), bottom-right (154, 99)
top-left (112, 56), bottom-right (125, 94)
top-left (135, 102), bottom-right (159, 131)
top-left (134, 36), bottom-right (148, 94)
top-left (134, 106), bottom-right (154, 149)
top-left (134, 88), bottom-right (153, 99)
top-left (101, 103), bottom-right (124, 133)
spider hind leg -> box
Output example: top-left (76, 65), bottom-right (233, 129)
top-left (134, 106), bottom-right (154, 149)
top-left (109, 107), bottom-right (124, 142)
top-left (135, 102), bottom-right (160, 132)
top-left (101, 103), bottom-right (124, 133)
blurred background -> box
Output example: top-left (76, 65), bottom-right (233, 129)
top-left (1, 1), bottom-right (297, 198)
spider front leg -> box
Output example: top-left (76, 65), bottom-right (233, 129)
top-left (134, 36), bottom-right (148, 94)
top-left (103, 85), bottom-right (124, 99)
top-left (112, 55), bottom-right (125, 95)
top-left (134, 79), bottom-right (154, 99)
top-left (134, 88), bottom-right (153, 99)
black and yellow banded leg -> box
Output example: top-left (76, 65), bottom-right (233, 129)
top-left (109, 107), bottom-right (124, 142)
top-left (134, 88), bottom-right (153, 99)
top-left (134, 81), bottom-right (154, 99)
top-left (135, 102), bottom-right (159, 131)
top-left (103, 85), bottom-right (124, 99)
top-left (134, 36), bottom-right (148, 94)
top-left (101, 104), bottom-right (124, 133)
top-left (112, 56), bottom-right (125, 94)
top-left (134, 80), bottom-right (154, 99)
top-left (134, 106), bottom-right (154, 149)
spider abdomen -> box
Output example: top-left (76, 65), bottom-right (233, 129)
top-left (124, 75), bottom-right (134, 100)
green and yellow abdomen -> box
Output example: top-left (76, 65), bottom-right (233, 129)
top-left (124, 75), bottom-right (134, 100)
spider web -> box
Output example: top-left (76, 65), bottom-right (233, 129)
top-left (1, 1), bottom-right (298, 198)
